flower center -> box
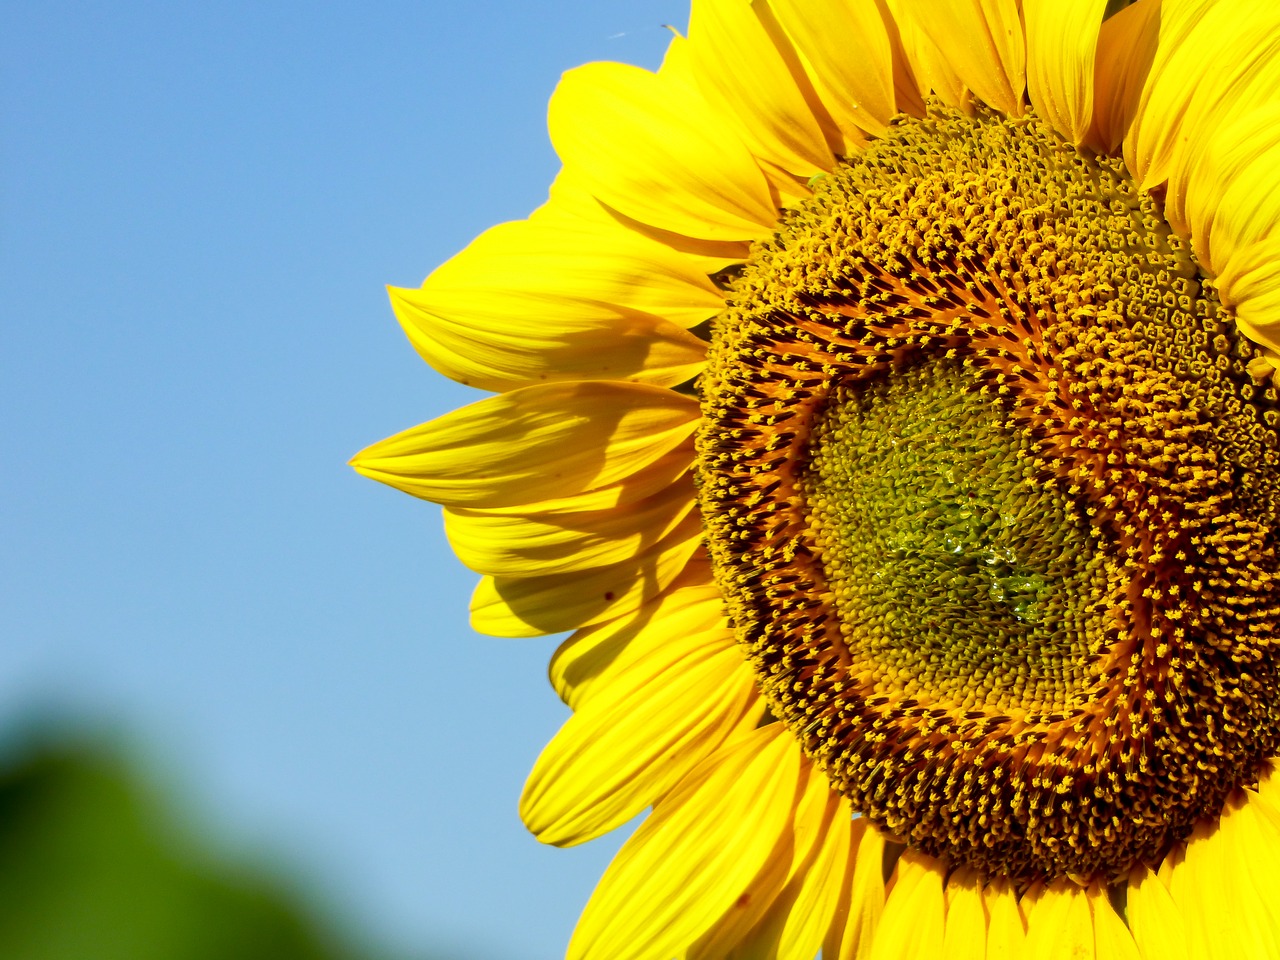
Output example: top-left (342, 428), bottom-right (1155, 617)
top-left (696, 105), bottom-right (1280, 882)
top-left (805, 356), bottom-right (1113, 716)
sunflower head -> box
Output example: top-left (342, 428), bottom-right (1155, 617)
top-left (356, 1), bottom-right (1280, 956)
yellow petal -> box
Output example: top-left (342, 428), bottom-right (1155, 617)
top-left (567, 725), bottom-right (803, 960)
top-left (548, 564), bottom-right (727, 708)
top-left (657, 25), bottom-right (696, 88)
top-left (1224, 790), bottom-right (1280, 955)
top-left (766, 0), bottom-right (897, 141)
top-left (443, 472), bottom-right (696, 577)
top-left (454, 455), bottom-right (693, 520)
top-left (1086, 0), bottom-right (1160, 153)
top-left (983, 878), bottom-right (1026, 959)
top-left (754, 156), bottom-right (816, 208)
top-left (350, 381), bottom-right (697, 511)
top-left (521, 640), bottom-right (758, 846)
top-left (1163, 11), bottom-right (1280, 236)
top-left (421, 214), bottom-right (725, 330)
top-left (867, 849), bottom-right (946, 960)
top-left (469, 512), bottom-right (703, 637)
top-left (904, 0), bottom-right (1025, 116)
top-left (1126, 866), bottom-right (1189, 960)
top-left (548, 61), bottom-right (777, 241)
top-left (1174, 805), bottom-right (1280, 960)
top-left (1087, 883), bottom-right (1140, 960)
top-left (941, 868), bottom-right (986, 960)
top-left (1122, 0), bottom-right (1276, 190)
top-left (884, 0), bottom-right (968, 109)
top-left (1155, 843), bottom-right (1212, 960)
top-left (535, 162), bottom-right (754, 273)
top-left (530, 164), bottom-right (612, 226)
top-left (1024, 0), bottom-right (1107, 145)
top-left (656, 30), bottom-right (817, 221)
top-left (773, 791), bottom-right (852, 960)
top-left (1166, 815), bottom-right (1240, 960)
top-left (685, 848), bottom-right (793, 960)
top-left (686, 0), bottom-right (834, 177)
top-left (1216, 237), bottom-right (1280, 357)
top-left (1024, 879), bottom-right (1093, 959)
top-left (685, 762), bottom-right (837, 960)
top-left (710, 767), bottom-right (853, 960)
top-left (391, 282), bottom-right (706, 393)
top-left (823, 819), bottom-right (887, 960)
top-left (1184, 103), bottom-right (1280, 274)
top-left (558, 33), bottom-right (814, 229)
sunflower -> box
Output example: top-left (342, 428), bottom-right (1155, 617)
top-left (353, 0), bottom-right (1280, 956)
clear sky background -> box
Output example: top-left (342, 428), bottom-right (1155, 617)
top-left (2, 3), bottom-right (685, 958)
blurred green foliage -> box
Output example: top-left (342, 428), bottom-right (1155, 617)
top-left (0, 741), bottom-right (417, 960)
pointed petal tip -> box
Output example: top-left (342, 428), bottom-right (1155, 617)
top-left (348, 444), bottom-right (378, 474)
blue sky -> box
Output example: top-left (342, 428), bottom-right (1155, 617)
top-left (2, 3), bottom-right (685, 957)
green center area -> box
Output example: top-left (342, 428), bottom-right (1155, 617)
top-left (805, 358), bottom-right (1112, 713)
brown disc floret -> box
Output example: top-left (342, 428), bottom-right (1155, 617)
top-left (696, 105), bottom-right (1280, 882)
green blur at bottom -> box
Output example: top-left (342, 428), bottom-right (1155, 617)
top-left (0, 737), bottom-right (434, 960)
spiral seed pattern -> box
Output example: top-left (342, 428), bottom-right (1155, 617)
top-left (697, 105), bottom-right (1280, 881)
